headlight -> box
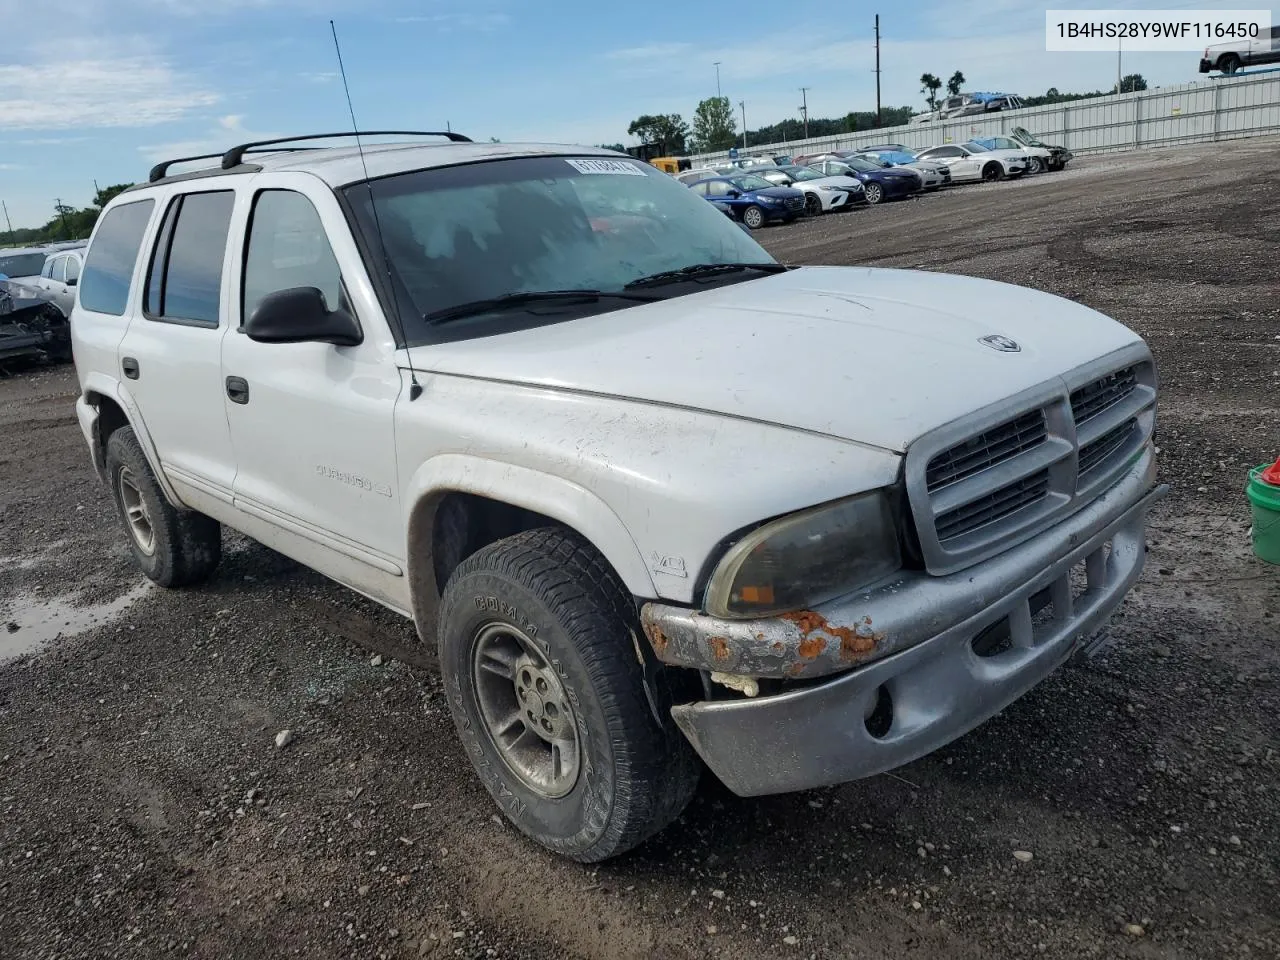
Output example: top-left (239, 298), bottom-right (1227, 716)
top-left (704, 491), bottom-right (902, 619)
top-left (758, 196), bottom-right (781, 204)
top-left (817, 185), bottom-right (842, 192)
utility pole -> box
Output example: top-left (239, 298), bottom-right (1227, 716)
top-left (799, 87), bottom-right (810, 139)
top-left (714, 61), bottom-right (722, 99)
top-left (2, 200), bottom-right (12, 237)
top-left (874, 14), bottom-right (882, 127)
top-left (739, 101), bottom-right (747, 149)
top-left (1117, 39), bottom-right (1123, 92)
top-left (54, 198), bottom-right (70, 238)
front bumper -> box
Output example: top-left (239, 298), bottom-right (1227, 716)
top-left (643, 454), bottom-right (1166, 796)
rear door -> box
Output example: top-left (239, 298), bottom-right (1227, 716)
top-left (116, 188), bottom-right (239, 500)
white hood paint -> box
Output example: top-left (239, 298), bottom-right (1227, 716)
top-left (415, 266), bottom-right (1143, 453)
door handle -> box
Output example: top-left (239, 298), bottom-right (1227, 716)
top-left (225, 376), bottom-right (250, 405)
top-left (121, 357), bottom-right (140, 380)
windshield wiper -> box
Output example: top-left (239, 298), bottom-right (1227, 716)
top-left (624, 262), bottom-right (790, 289)
top-left (425, 289), bottom-right (661, 325)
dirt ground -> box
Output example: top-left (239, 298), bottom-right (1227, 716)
top-left (2, 137), bottom-right (1278, 960)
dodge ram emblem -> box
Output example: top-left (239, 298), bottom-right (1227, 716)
top-left (979, 334), bottom-right (1021, 353)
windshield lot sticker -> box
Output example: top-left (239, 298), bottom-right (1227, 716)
top-left (565, 158), bottom-right (646, 176)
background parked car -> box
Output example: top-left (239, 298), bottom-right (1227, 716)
top-left (688, 174), bottom-right (806, 227)
top-left (937, 92), bottom-right (1024, 119)
top-left (29, 248), bottom-right (84, 318)
top-left (806, 155), bottom-right (923, 204)
top-left (746, 165), bottom-right (866, 215)
top-left (0, 247), bottom-right (54, 283)
top-left (676, 167), bottom-right (723, 185)
top-left (1010, 127), bottom-right (1073, 170)
top-left (1200, 26), bottom-right (1280, 74)
top-left (969, 136), bottom-right (1053, 174)
top-left (853, 151), bottom-right (951, 190)
top-left (915, 143), bottom-right (1027, 182)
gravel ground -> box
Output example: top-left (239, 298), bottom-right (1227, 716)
top-left (2, 138), bottom-right (1279, 960)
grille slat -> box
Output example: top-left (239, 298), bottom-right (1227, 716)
top-left (1079, 419), bottom-right (1136, 477)
top-left (1070, 366), bottom-right (1137, 426)
top-left (913, 362), bottom-right (1152, 562)
top-left (926, 410), bottom-right (1046, 492)
top-left (936, 470), bottom-right (1049, 542)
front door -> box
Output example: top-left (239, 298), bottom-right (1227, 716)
top-left (220, 179), bottom-right (404, 575)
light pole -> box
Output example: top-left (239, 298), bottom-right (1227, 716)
top-left (799, 86), bottom-right (810, 139)
top-left (1117, 38), bottom-right (1123, 92)
top-left (714, 61), bottom-right (722, 99)
top-left (739, 100), bottom-right (747, 148)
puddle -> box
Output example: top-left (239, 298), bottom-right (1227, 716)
top-left (1, 583), bottom-right (152, 663)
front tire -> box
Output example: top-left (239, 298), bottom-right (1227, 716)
top-left (741, 205), bottom-right (765, 229)
top-left (803, 192), bottom-right (822, 217)
top-left (981, 162), bottom-right (1004, 182)
top-left (104, 427), bottom-right (221, 587)
top-left (438, 528), bottom-right (701, 862)
top-left (863, 182), bottom-right (884, 204)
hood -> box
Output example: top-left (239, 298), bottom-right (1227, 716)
top-left (808, 175), bottom-right (863, 191)
top-left (414, 266), bottom-right (1143, 453)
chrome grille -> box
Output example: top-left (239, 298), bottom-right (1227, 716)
top-left (905, 349), bottom-right (1157, 576)
top-left (926, 410), bottom-right (1046, 492)
top-left (783, 197), bottom-right (805, 212)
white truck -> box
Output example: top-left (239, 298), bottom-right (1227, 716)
top-left (70, 132), bottom-right (1166, 862)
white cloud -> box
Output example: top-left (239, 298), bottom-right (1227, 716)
top-left (393, 12), bottom-right (511, 30)
top-left (299, 71), bottom-right (340, 84)
top-left (137, 114), bottom-right (283, 164)
top-left (606, 42), bottom-right (693, 61)
top-left (14, 136), bottom-right (88, 146)
top-left (0, 58), bottom-right (218, 131)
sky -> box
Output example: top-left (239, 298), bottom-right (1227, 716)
top-left (0, 0), bottom-right (1245, 230)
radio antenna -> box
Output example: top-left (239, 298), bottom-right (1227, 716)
top-left (329, 19), bottom-right (423, 401)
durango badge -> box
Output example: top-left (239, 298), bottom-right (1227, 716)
top-left (979, 334), bottom-right (1021, 353)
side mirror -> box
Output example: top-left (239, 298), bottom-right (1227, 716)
top-left (245, 286), bottom-right (362, 346)
top-left (66, 277), bottom-right (77, 287)
top-left (726, 188), bottom-right (742, 198)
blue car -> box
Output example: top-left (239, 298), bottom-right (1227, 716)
top-left (688, 174), bottom-right (806, 229)
top-left (808, 155), bottom-right (922, 204)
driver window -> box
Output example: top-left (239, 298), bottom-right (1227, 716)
top-left (242, 190), bottom-right (342, 324)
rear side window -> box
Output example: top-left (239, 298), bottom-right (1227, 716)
top-left (145, 191), bottom-right (235, 326)
top-left (51, 257), bottom-right (68, 283)
top-left (80, 199), bottom-right (156, 315)
top-left (41, 258), bottom-right (56, 279)
top-left (65, 256), bottom-right (80, 283)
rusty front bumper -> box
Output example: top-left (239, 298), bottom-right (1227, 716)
top-left (642, 449), bottom-right (1162, 682)
top-left (642, 453), bottom-right (1167, 796)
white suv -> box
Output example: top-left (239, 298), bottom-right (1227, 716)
top-left (71, 132), bottom-right (1166, 862)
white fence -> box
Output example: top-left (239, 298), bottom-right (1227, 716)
top-left (689, 72), bottom-right (1280, 165)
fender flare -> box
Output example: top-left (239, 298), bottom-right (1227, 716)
top-left (80, 371), bottom-right (183, 507)
top-left (403, 453), bottom-right (657, 645)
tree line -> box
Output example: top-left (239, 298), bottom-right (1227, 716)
top-left (620, 73), bottom-right (1150, 155)
top-left (1, 184), bottom-right (134, 247)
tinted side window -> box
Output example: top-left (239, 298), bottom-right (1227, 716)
top-left (706, 181), bottom-right (732, 198)
top-left (80, 199), bottom-right (156, 316)
top-left (146, 191), bottom-right (234, 326)
top-left (41, 258), bottom-right (56, 279)
top-left (690, 182), bottom-right (709, 197)
top-left (242, 191), bottom-right (342, 322)
top-left (65, 255), bottom-right (80, 283)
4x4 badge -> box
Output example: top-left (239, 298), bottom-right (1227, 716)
top-left (979, 334), bottom-right (1021, 353)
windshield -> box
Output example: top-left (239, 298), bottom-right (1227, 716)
top-left (1015, 129), bottom-right (1047, 147)
top-left (0, 253), bottom-right (47, 277)
top-left (344, 155), bottom-right (775, 344)
top-left (787, 168), bottom-right (825, 182)
top-left (731, 175), bottom-right (775, 191)
top-left (845, 157), bottom-right (884, 173)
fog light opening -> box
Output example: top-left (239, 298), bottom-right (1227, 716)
top-left (864, 685), bottom-right (894, 739)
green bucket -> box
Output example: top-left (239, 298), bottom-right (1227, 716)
top-left (1246, 464), bottom-right (1280, 565)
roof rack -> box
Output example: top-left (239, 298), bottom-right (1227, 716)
top-left (147, 146), bottom-right (327, 183)
top-left (221, 130), bottom-right (471, 169)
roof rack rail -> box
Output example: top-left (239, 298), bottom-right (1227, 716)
top-left (147, 145), bottom-right (325, 183)
top-left (220, 130), bottom-right (472, 170)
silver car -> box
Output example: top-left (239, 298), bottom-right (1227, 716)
top-left (29, 248), bottom-right (83, 317)
top-left (915, 143), bottom-right (1028, 183)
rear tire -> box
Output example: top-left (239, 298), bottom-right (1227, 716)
top-left (438, 527), bottom-right (701, 862)
top-left (741, 205), bottom-right (765, 229)
top-left (1220, 54), bottom-right (1241, 75)
top-left (1027, 156), bottom-right (1044, 175)
top-left (104, 426), bottom-right (221, 587)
